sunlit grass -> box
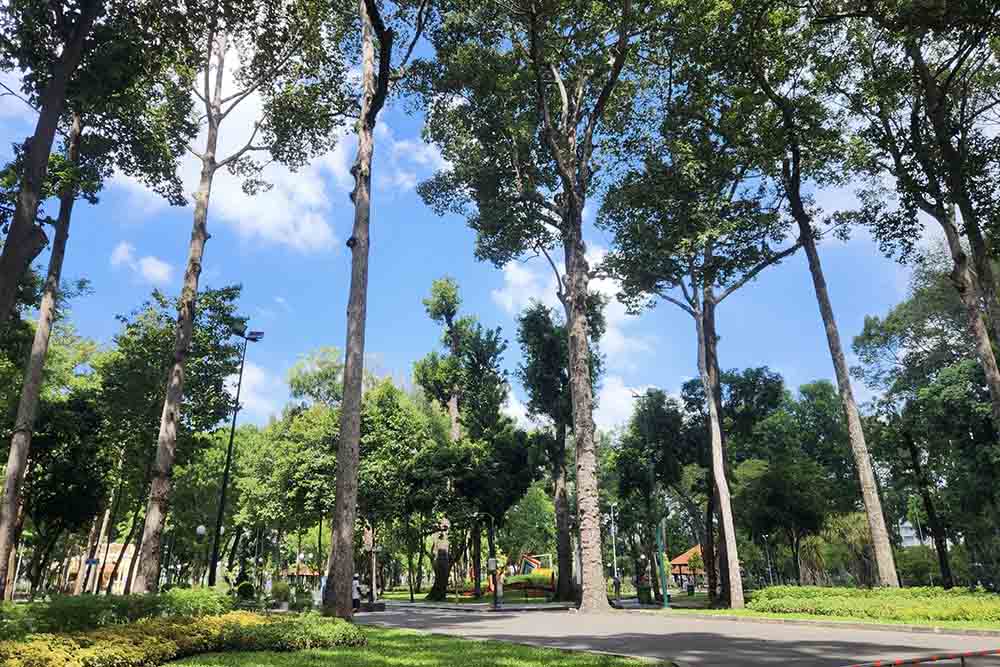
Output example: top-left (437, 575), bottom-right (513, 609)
top-left (173, 627), bottom-right (660, 666)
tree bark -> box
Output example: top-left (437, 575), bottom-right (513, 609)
top-left (94, 484), bottom-right (123, 593)
top-left (796, 224), bottom-right (899, 587)
top-left (0, 4), bottom-right (100, 323)
top-left (75, 501), bottom-right (105, 595)
top-left (324, 0), bottom-right (378, 618)
top-left (904, 430), bottom-right (954, 589)
top-left (472, 521), bottom-right (482, 598)
top-left (107, 505), bottom-right (142, 595)
top-left (695, 295), bottom-right (744, 608)
top-left (935, 209), bottom-right (1000, 430)
top-left (704, 474), bottom-right (717, 601)
top-left (0, 113), bottom-right (83, 598)
top-left (123, 523), bottom-right (144, 594)
top-left (562, 222), bottom-right (609, 612)
top-left (552, 422), bottom-right (574, 602)
top-left (133, 36), bottom-right (227, 594)
top-left (4, 500), bottom-right (25, 601)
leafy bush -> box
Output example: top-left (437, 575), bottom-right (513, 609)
top-left (159, 587), bottom-right (234, 617)
top-left (0, 611), bottom-right (366, 667)
top-left (747, 585), bottom-right (1000, 623)
top-left (236, 581), bottom-right (256, 601)
top-left (0, 589), bottom-right (233, 640)
top-left (291, 585), bottom-right (314, 612)
top-left (271, 580), bottom-right (291, 603)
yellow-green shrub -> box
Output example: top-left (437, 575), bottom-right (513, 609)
top-left (748, 585), bottom-right (1000, 623)
top-left (0, 611), bottom-right (366, 667)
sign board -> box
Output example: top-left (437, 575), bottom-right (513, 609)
top-left (487, 557), bottom-right (497, 573)
top-left (85, 558), bottom-right (100, 566)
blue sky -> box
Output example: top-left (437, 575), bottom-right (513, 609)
top-left (0, 71), bottom-right (914, 433)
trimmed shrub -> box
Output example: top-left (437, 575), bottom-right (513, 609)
top-left (747, 585), bottom-right (1000, 624)
top-left (271, 581), bottom-right (292, 603)
top-left (0, 611), bottom-right (366, 667)
top-left (0, 589), bottom-right (233, 641)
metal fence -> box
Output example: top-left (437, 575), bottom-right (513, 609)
top-left (843, 648), bottom-right (1000, 667)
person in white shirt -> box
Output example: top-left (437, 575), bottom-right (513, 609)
top-left (352, 574), bottom-right (361, 611)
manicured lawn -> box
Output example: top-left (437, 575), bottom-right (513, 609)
top-left (660, 606), bottom-right (1000, 632)
top-left (380, 589), bottom-right (554, 604)
top-left (173, 627), bottom-right (660, 666)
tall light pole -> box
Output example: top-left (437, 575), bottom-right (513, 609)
top-left (208, 329), bottom-right (264, 587)
top-left (609, 503), bottom-right (619, 581)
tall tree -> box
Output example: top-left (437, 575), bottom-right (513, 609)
top-left (704, 0), bottom-right (898, 586)
top-left (0, 26), bottom-right (195, 596)
top-left (133, 0), bottom-right (354, 594)
top-left (413, 277), bottom-right (473, 601)
top-left (325, 0), bottom-right (430, 619)
top-left (600, 59), bottom-right (798, 606)
top-left (416, 0), bottom-right (663, 612)
top-left (516, 300), bottom-right (604, 601)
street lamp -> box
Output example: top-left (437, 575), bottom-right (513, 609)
top-left (195, 525), bottom-right (207, 586)
top-left (607, 503), bottom-right (619, 583)
top-left (208, 329), bottom-right (264, 587)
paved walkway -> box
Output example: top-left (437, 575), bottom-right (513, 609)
top-left (357, 607), bottom-right (1000, 666)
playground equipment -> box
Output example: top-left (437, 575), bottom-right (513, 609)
top-left (486, 554), bottom-right (556, 593)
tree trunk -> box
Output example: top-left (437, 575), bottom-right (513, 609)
top-left (695, 296), bottom-right (744, 608)
top-left (561, 223), bottom-right (609, 612)
top-left (133, 37), bottom-right (227, 592)
top-left (796, 225), bottom-right (898, 587)
top-left (94, 485), bottom-right (122, 593)
top-left (904, 431), bottom-right (954, 589)
top-left (472, 521), bottom-right (482, 598)
top-left (0, 5), bottom-right (100, 323)
top-left (552, 422), bottom-right (574, 602)
top-left (4, 500), bottom-right (24, 601)
top-left (107, 506), bottom-right (142, 595)
top-left (790, 532), bottom-right (802, 585)
top-left (324, 1), bottom-right (377, 618)
top-left (908, 43), bottom-right (1000, 346)
top-left (226, 526), bottom-right (243, 574)
top-left (704, 476), bottom-right (717, 600)
top-left (937, 209), bottom-right (1000, 431)
top-left (75, 501), bottom-right (105, 595)
top-left (123, 522), bottom-right (144, 594)
top-left (0, 114), bottom-right (83, 598)
top-left (647, 539), bottom-right (661, 601)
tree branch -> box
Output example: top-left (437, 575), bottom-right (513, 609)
top-left (717, 242), bottom-right (802, 303)
top-left (580, 0), bottom-right (632, 169)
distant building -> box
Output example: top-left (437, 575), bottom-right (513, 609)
top-left (899, 520), bottom-right (933, 549)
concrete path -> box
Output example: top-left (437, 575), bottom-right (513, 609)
top-left (357, 607), bottom-right (1000, 666)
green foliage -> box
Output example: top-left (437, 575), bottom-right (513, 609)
top-left (748, 586), bottom-right (1000, 624)
top-left (0, 590), bottom-right (233, 640)
top-left (0, 611), bottom-right (365, 667)
top-left (505, 572), bottom-right (555, 590)
top-left (500, 484), bottom-right (556, 560)
top-left (270, 581), bottom-right (291, 603)
top-left (287, 347), bottom-right (344, 407)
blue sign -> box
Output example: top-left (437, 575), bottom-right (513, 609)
top-left (85, 558), bottom-right (100, 566)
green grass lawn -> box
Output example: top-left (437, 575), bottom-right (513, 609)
top-left (173, 627), bottom-right (660, 666)
top-left (660, 607), bottom-right (1000, 632)
top-left (380, 589), bottom-right (554, 604)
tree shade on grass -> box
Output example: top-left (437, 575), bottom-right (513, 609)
top-left (174, 627), bottom-right (661, 667)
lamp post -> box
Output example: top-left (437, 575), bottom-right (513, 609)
top-left (608, 503), bottom-right (619, 582)
top-left (195, 524), bottom-right (207, 586)
top-left (208, 329), bottom-right (263, 587)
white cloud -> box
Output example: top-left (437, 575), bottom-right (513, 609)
top-left (110, 241), bottom-right (173, 285)
top-left (491, 246), bottom-right (652, 371)
top-left (502, 393), bottom-right (536, 430)
top-left (594, 375), bottom-right (653, 432)
top-left (110, 241), bottom-right (135, 267)
top-left (228, 361), bottom-right (284, 424)
top-left (137, 256), bottom-right (173, 284)
top-left (108, 53), bottom-right (344, 253)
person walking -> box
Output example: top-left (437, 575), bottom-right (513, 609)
top-left (352, 574), bottom-right (361, 612)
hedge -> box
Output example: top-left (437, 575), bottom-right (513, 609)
top-left (0, 589), bottom-right (234, 640)
top-left (0, 611), bottom-right (367, 667)
top-left (747, 586), bottom-right (1000, 623)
